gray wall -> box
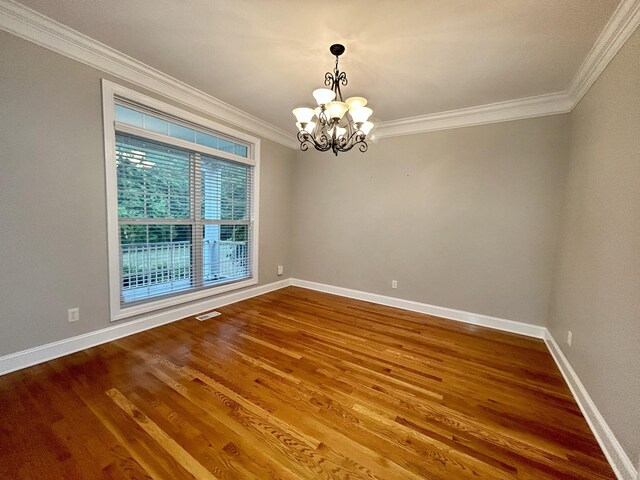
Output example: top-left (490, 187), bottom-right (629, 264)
top-left (1, 20), bottom-right (637, 470)
top-left (0, 31), bottom-right (295, 356)
top-left (291, 115), bottom-right (570, 325)
top-left (548, 27), bottom-right (640, 464)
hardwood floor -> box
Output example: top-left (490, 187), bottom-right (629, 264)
top-left (0, 286), bottom-right (614, 479)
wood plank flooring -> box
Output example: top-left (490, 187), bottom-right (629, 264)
top-left (0, 286), bottom-right (615, 479)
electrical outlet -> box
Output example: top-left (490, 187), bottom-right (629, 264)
top-left (567, 330), bottom-right (572, 347)
top-left (68, 308), bottom-right (80, 323)
top-left (391, 280), bottom-right (398, 289)
top-left (277, 265), bottom-right (284, 276)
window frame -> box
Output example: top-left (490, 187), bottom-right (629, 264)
top-left (102, 80), bottom-right (260, 322)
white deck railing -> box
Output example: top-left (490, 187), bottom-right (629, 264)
top-left (121, 240), bottom-right (247, 291)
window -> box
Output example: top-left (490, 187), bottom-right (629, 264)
top-left (103, 81), bottom-right (259, 321)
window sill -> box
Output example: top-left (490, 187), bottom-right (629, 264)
top-left (110, 277), bottom-right (258, 322)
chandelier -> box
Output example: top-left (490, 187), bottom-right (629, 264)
top-left (292, 44), bottom-right (374, 156)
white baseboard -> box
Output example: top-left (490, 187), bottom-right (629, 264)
top-left (1, 276), bottom-right (632, 480)
top-left (0, 277), bottom-right (546, 377)
top-left (0, 278), bottom-right (291, 376)
top-left (290, 278), bottom-right (547, 338)
top-left (544, 331), bottom-right (636, 480)
top-left (291, 278), bottom-right (633, 479)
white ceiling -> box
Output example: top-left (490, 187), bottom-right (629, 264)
top-left (16, 0), bottom-right (620, 132)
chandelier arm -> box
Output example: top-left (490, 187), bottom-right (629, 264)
top-left (324, 58), bottom-right (349, 101)
top-left (297, 130), bottom-right (312, 152)
top-left (357, 141), bottom-right (369, 153)
top-left (324, 72), bottom-right (334, 88)
top-left (342, 129), bottom-right (365, 147)
top-left (314, 120), bottom-right (332, 148)
top-left (296, 129), bottom-right (368, 155)
top-left (335, 137), bottom-right (368, 153)
top-left (315, 132), bottom-right (332, 150)
top-left (332, 128), bottom-right (368, 152)
top-left (318, 108), bottom-right (331, 125)
top-left (297, 130), bottom-right (332, 152)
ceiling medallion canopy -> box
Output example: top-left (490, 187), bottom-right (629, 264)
top-left (293, 44), bottom-right (374, 156)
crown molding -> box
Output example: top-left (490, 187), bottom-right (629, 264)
top-left (569, 0), bottom-right (640, 107)
top-left (0, 0), bottom-right (638, 145)
top-left (374, 92), bottom-right (573, 138)
top-left (375, 0), bottom-right (640, 139)
top-left (0, 0), bottom-right (298, 149)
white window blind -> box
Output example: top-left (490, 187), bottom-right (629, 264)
top-left (115, 110), bottom-right (254, 306)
